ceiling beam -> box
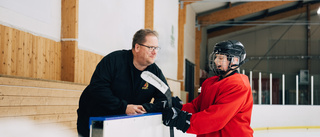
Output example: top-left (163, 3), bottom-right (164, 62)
top-left (207, 3), bottom-right (320, 39)
top-left (197, 1), bottom-right (294, 26)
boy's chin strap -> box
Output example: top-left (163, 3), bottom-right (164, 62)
top-left (216, 69), bottom-right (228, 75)
top-left (229, 64), bottom-right (239, 71)
top-left (216, 64), bottom-right (238, 76)
top-left (219, 64), bottom-right (239, 78)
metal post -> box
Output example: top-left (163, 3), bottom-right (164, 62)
top-left (259, 72), bottom-right (262, 105)
top-left (270, 73), bottom-right (272, 105)
top-left (311, 76), bottom-right (314, 105)
top-left (296, 75), bottom-right (299, 105)
top-left (250, 71), bottom-right (253, 91)
top-left (282, 74), bottom-right (285, 105)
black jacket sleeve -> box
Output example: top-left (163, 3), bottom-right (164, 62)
top-left (80, 54), bottom-right (128, 116)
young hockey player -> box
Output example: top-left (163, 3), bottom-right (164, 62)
top-left (163, 40), bottom-right (253, 137)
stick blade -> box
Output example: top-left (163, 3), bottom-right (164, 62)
top-left (141, 71), bottom-right (168, 94)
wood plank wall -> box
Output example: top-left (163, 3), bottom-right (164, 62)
top-left (0, 24), bottom-right (103, 84)
top-left (75, 49), bottom-right (103, 84)
top-left (0, 76), bottom-right (86, 133)
top-left (0, 24), bottom-right (62, 81)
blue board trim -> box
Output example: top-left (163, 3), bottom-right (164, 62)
top-left (89, 112), bottom-right (162, 128)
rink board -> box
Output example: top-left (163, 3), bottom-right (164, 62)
top-left (89, 113), bottom-right (195, 137)
top-left (89, 105), bottom-right (320, 137)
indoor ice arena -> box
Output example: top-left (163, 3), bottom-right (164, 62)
top-left (0, 0), bottom-right (320, 137)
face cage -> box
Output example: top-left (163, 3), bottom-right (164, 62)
top-left (209, 52), bottom-right (240, 76)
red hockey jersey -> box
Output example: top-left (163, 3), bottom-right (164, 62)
top-left (182, 73), bottom-right (253, 137)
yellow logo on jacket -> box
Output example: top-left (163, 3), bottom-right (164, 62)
top-left (142, 82), bottom-right (149, 90)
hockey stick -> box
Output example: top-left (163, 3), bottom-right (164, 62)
top-left (141, 71), bottom-right (174, 137)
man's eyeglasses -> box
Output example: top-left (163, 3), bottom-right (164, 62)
top-left (138, 43), bottom-right (161, 52)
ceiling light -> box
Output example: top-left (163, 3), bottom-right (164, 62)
top-left (318, 7), bottom-right (320, 15)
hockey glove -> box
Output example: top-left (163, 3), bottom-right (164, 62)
top-left (162, 107), bottom-right (191, 133)
top-left (172, 96), bottom-right (183, 109)
top-left (142, 100), bottom-right (168, 113)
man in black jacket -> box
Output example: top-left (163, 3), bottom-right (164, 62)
top-left (77, 29), bottom-right (168, 137)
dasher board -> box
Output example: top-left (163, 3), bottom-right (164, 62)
top-left (89, 113), bottom-right (195, 137)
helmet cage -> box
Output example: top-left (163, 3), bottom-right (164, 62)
top-left (209, 52), bottom-right (240, 76)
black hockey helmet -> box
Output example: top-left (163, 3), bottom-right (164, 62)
top-left (209, 40), bottom-right (246, 75)
top-left (213, 40), bottom-right (246, 64)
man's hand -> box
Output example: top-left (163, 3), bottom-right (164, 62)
top-left (126, 104), bottom-right (146, 115)
top-left (162, 107), bottom-right (191, 133)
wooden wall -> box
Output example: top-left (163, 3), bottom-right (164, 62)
top-left (74, 49), bottom-right (103, 84)
top-left (0, 24), bottom-right (103, 84)
top-left (0, 24), bottom-right (62, 81)
top-left (0, 76), bottom-right (86, 133)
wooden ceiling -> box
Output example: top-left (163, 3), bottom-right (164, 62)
top-left (180, 0), bottom-right (320, 39)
